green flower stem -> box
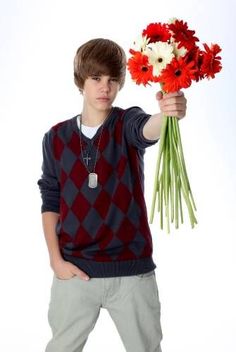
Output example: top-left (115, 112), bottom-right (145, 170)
top-left (175, 174), bottom-right (179, 229)
top-left (178, 177), bottom-right (184, 224)
top-left (149, 90), bottom-right (197, 231)
top-left (158, 168), bottom-right (161, 213)
top-left (170, 130), bottom-right (196, 227)
top-left (174, 119), bottom-right (197, 214)
top-left (171, 117), bottom-right (197, 225)
top-left (150, 111), bottom-right (197, 233)
top-left (149, 115), bottom-right (168, 223)
top-left (168, 118), bottom-right (175, 224)
top-left (172, 117), bottom-right (196, 214)
top-left (164, 126), bottom-right (170, 233)
top-left (160, 174), bottom-right (164, 229)
top-left (169, 117), bottom-right (179, 227)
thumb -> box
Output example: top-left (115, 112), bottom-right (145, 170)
top-left (71, 264), bottom-right (90, 281)
top-left (156, 91), bottom-right (163, 100)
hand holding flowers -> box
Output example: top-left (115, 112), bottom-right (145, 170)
top-left (157, 90), bottom-right (187, 121)
top-left (127, 18), bottom-right (222, 232)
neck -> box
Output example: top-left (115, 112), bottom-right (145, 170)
top-left (81, 105), bottom-right (113, 127)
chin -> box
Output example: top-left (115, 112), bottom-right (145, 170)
top-left (96, 101), bottom-right (113, 110)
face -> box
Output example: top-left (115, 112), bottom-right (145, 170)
top-left (82, 75), bottom-right (120, 113)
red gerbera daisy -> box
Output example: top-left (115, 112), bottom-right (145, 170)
top-left (142, 22), bottom-right (171, 43)
top-left (168, 20), bottom-right (199, 51)
top-left (158, 57), bottom-right (197, 93)
top-left (184, 47), bottom-right (205, 82)
top-left (127, 52), bottom-right (154, 86)
top-left (200, 43), bottom-right (222, 79)
top-left (129, 48), bottom-right (137, 55)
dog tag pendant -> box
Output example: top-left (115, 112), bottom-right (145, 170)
top-left (88, 173), bottom-right (98, 188)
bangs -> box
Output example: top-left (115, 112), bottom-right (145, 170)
top-left (85, 60), bottom-right (119, 79)
top-left (74, 38), bottom-right (126, 90)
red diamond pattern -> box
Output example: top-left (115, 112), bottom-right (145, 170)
top-left (93, 189), bottom-right (111, 219)
top-left (69, 159), bottom-right (87, 189)
top-left (94, 128), bottom-right (110, 152)
top-left (41, 109), bottom-right (156, 264)
top-left (93, 251), bottom-right (114, 262)
top-left (53, 134), bottom-right (64, 161)
top-left (71, 192), bottom-right (90, 222)
top-left (60, 197), bottom-right (69, 221)
top-left (95, 223), bottom-right (113, 250)
top-left (67, 131), bottom-right (82, 156)
top-left (112, 183), bottom-right (132, 213)
top-left (114, 118), bottom-right (123, 145)
top-left (116, 217), bottom-right (136, 242)
top-left (116, 247), bottom-right (137, 260)
top-left (74, 226), bottom-right (94, 248)
top-left (116, 155), bottom-right (127, 179)
top-left (96, 156), bottom-right (113, 186)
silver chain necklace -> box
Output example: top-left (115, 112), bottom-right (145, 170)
top-left (78, 108), bottom-right (113, 188)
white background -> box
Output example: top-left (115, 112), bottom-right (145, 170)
top-left (0, 0), bottom-right (235, 351)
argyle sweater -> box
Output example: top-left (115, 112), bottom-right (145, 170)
top-left (37, 106), bottom-right (159, 278)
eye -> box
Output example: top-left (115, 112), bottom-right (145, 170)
top-left (91, 75), bottom-right (100, 81)
top-left (110, 78), bottom-right (119, 82)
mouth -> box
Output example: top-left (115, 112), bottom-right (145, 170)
top-left (96, 97), bottom-right (110, 102)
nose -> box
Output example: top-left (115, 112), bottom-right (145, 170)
top-left (100, 79), bottom-right (110, 92)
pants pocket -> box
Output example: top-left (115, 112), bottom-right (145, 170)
top-left (135, 270), bottom-right (155, 278)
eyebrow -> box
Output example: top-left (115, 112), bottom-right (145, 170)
top-left (90, 74), bottom-right (118, 79)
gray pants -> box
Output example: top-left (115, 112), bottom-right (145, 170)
top-left (46, 270), bottom-right (163, 352)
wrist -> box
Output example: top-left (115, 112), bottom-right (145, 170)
top-left (50, 254), bottom-right (64, 269)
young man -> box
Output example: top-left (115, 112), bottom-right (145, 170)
top-left (38, 38), bottom-right (187, 352)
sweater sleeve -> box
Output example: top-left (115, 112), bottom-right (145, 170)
top-left (37, 130), bottom-right (60, 213)
top-left (123, 106), bottom-right (159, 149)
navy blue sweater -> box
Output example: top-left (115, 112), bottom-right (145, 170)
top-left (37, 106), bottom-right (159, 277)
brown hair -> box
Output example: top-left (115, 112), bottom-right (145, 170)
top-left (73, 38), bottom-right (126, 91)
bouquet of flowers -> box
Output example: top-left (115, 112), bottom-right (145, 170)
top-left (127, 19), bottom-right (222, 233)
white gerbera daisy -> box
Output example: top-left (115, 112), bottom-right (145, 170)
top-left (169, 36), bottom-right (188, 58)
top-left (132, 35), bottom-right (150, 52)
top-left (168, 17), bottom-right (178, 24)
top-left (145, 42), bottom-right (174, 77)
top-left (173, 42), bottom-right (187, 58)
